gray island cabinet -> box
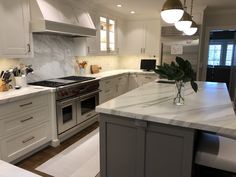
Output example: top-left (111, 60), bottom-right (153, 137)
top-left (96, 82), bottom-right (236, 177)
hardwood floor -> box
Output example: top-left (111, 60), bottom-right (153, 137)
top-left (16, 122), bottom-right (99, 177)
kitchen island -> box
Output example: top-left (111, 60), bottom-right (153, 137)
top-left (96, 81), bottom-right (236, 177)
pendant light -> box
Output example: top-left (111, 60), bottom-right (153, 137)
top-left (174, 0), bottom-right (192, 31)
top-left (183, 0), bottom-right (198, 35)
top-left (161, 0), bottom-right (184, 24)
top-left (184, 21), bottom-right (197, 35)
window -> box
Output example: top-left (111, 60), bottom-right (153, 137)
top-left (208, 45), bottom-right (221, 65)
top-left (225, 44), bottom-right (233, 66)
top-left (208, 41), bottom-right (234, 66)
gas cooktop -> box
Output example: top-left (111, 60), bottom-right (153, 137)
top-left (28, 76), bottom-right (96, 88)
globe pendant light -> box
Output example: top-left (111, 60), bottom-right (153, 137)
top-left (174, 0), bottom-right (192, 31)
top-left (161, 0), bottom-right (184, 24)
top-left (175, 10), bottom-right (192, 31)
top-left (184, 20), bottom-right (197, 35)
top-left (183, 0), bottom-right (198, 35)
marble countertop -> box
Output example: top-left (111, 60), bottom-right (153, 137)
top-left (96, 81), bottom-right (236, 139)
top-left (84, 69), bottom-right (156, 80)
top-left (0, 86), bottom-right (55, 105)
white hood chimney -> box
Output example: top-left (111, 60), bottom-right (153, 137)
top-left (30, 0), bottom-right (96, 37)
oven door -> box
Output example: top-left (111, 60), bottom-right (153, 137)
top-left (57, 98), bottom-right (77, 134)
top-left (77, 90), bottom-right (99, 124)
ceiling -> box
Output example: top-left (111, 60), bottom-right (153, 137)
top-left (80, 0), bottom-right (236, 21)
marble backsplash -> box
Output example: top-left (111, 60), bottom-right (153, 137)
top-left (21, 34), bottom-right (76, 82)
top-left (0, 34), bottom-right (160, 82)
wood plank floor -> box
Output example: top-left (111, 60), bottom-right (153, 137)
top-left (16, 122), bottom-right (100, 177)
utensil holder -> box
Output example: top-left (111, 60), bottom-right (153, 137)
top-left (15, 76), bottom-right (27, 87)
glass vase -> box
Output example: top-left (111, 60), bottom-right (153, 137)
top-left (174, 81), bottom-right (185, 106)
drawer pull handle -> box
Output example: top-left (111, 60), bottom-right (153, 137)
top-left (20, 102), bottom-right (33, 107)
top-left (20, 117), bottom-right (33, 123)
top-left (22, 136), bottom-right (35, 144)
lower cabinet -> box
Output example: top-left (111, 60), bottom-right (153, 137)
top-left (100, 114), bottom-right (195, 177)
top-left (99, 74), bottom-right (129, 104)
top-left (0, 93), bottom-right (52, 162)
top-left (1, 123), bottom-right (50, 162)
top-left (99, 73), bottom-right (157, 104)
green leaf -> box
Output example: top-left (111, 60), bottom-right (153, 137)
top-left (191, 81), bottom-right (198, 92)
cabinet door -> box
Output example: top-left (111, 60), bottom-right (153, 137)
top-left (124, 21), bottom-right (145, 55)
top-left (145, 123), bottom-right (194, 177)
top-left (137, 74), bottom-right (157, 85)
top-left (144, 20), bottom-right (161, 56)
top-left (0, 0), bottom-right (30, 57)
top-left (128, 74), bottom-right (139, 91)
top-left (116, 19), bottom-right (125, 55)
top-left (87, 13), bottom-right (99, 55)
top-left (100, 115), bottom-right (146, 177)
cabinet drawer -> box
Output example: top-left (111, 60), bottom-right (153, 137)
top-left (0, 106), bottom-right (49, 136)
top-left (115, 75), bottom-right (128, 85)
top-left (0, 94), bottom-right (49, 118)
top-left (99, 78), bottom-right (115, 89)
top-left (1, 123), bottom-right (50, 162)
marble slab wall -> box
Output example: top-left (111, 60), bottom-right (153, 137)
top-left (0, 34), bottom-right (160, 82)
top-left (20, 34), bottom-right (76, 82)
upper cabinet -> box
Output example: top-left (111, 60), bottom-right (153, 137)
top-left (74, 14), bottom-right (118, 56)
top-left (121, 19), bottom-right (161, 57)
top-left (0, 0), bottom-right (32, 58)
top-left (99, 16), bottom-right (116, 54)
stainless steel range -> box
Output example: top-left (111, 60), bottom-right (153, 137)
top-left (29, 76), bottom-right (99, 139)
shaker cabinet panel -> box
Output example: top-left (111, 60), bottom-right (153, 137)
top-left (144, 20), bottom-right (161, 56)
top-left (122, 19), bottom-right (161, 56)
top-left (0, 0), bottom-right (31, 57)
top-left (100, 114), bottom-right (195, 177)
top-left (123, 21), bottom-right (145, 55)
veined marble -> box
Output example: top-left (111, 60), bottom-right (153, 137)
top-left (96, 82), bottom-right (236, 139)
top-left (84, 69), bottom-right (156, 80)
top-left (0, 86), bottom-right (55, 105)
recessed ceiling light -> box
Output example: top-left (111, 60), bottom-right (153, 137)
top-left (117, 4), bottom-right (122, 7)
top-left (130, 11), bottom-right (135, 14)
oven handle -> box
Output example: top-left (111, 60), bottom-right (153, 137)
top-left (56, 96), bottom-right (80, 106)
top-left (80, 89), bottom-right (101, 100)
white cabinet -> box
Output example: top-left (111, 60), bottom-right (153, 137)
top-left (74, 14), bottom-right (118, 56)
top-left (86, 13), bottom-right (100, 55)
top-left (99, 74), bottom-right (129, 104)
top-left (0, 0), bottom-right (32, 58)
top-left (128, 73), bottom-right (157, 91)
top-left (99, 73), bottom-right (157, 104)
top-left (0, 94), bottom-right (52, 162)
top-left (122, 19), bottom-right (161, 56)
top-left (144, 20), bottom-right (161, 57)
top-left (123, 21), bottom-right (145, 55)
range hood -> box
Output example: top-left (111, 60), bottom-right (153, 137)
top-left (30, 0), bottom-right (96, 37)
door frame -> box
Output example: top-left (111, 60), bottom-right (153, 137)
top-left (201, 25), bottom-right (236, 81)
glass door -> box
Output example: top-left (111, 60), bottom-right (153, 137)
top-left (99, 16), bottom-right (116, 53)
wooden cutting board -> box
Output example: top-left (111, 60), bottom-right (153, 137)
top-left (90, 65), bottom-right (101, 74)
